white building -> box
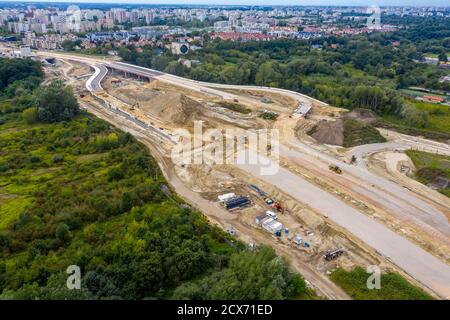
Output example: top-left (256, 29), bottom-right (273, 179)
top-left (19, 45), bottom-right (31, 57)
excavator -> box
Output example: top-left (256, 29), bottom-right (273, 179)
top-left (130, 101), bottom-right (139, 111)
top-left (273, 202), bottom-right (284, 214)
top-left (329, 164), bottom-right (342, 174)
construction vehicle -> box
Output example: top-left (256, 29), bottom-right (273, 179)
top-left (130, 101), bottom-right (139, 111)
top-left (323, 248), bottom-right (345, 261)
top-left (273, 202), bottom-right (284, 213)
top-left (329, 164), bottom-right (342, 174)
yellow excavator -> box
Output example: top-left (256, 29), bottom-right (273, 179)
top-left (329, 164), bottom-right (342, 174)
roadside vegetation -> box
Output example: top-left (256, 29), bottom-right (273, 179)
top-left (0, 58), bottom-right (312, 300)
top-left (405, 150), bottom-right (450, 198)
top-left (330, 267), bottom-right (434, 300)
top-left (259, 111), bottom-right (279, 120)
top-left (215, 101), bottom-right (251, 114)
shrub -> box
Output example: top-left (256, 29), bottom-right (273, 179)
top-left (22, 107), bottom-right (39, 124)
top-left (52, 154), bottom-right (64, 163)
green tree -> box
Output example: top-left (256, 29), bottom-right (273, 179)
top-left (400, 103), bottom-right (429, 128)
top-left (438, 52), bottom-right (448, 62)
top-left (255, 62), bottom-right (282, 87)
top-left (55, 223), bottom-right (70, 242)
top-left (36, 80), bottom-right (79, 123)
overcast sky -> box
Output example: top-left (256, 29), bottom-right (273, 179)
top-left (1, 0), bottom-right (449, 7)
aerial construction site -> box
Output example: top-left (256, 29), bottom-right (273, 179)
top-left (37, 51), bottom-right (450, 300)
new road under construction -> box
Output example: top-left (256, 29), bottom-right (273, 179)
top-left (34, 49), bottom-right (450, 300)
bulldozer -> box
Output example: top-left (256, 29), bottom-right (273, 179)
top-left (329, 164), bottom-right (342, 174)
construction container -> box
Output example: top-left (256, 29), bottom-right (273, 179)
top-left (293, 235), bottom-right (302, 245)
top-left (262, 218), bottom-right (283, 234)
top-left (223, 196), bottom-right (250, 210)
top-left (218, 193), bottom-right (236, 202)
top-left (255, 213), bottom-right (269, 225)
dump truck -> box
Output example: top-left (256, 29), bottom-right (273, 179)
top-left (329, 164), bottom-right (342, 174)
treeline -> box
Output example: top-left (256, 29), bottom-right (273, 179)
top-left (0, 57), bottom-right (43, 95)
top-left (0, 59), bottom-right (310, 300)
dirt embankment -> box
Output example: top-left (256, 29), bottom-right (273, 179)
top-left (309, 119), bottom-right (345, 146)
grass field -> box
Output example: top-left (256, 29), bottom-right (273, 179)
top-left (399, 89), bottom-right (448, 100)
top-left (330, 267), bottom-right (434, 300)
top-left (380, 100), bottom-right (450, 140)
top-left (343, 119), bottom-right (386, 147)
top-left (424, 52), bottom-right (450, 59)
top-left (405, 150), bottom-right (450, 197)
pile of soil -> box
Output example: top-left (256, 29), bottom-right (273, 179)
top-left (309, 119), bottom-right (344, 146)
top-left (344, 108), bottom-right (377, 123)
top-left (152, 93), bottom-right (204, 125)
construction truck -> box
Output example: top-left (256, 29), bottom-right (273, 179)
top-left (329, 164), bottom-right (342, 174)
top-left (324, 248), bottom-right (345, 261)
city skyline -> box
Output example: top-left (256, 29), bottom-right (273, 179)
top-left (0, 0), bottom-right (449, 8)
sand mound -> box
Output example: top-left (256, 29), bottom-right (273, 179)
top-left (310, 119), bottom-right (344, 146)
top-left (141, 92), bottom-right (204, 125)
top-left (344, 108), bottom-right (376, 123)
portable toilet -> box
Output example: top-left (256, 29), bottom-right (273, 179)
top-left (285, 227), bottom-right (289, 235)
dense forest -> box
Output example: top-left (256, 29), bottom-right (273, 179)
top-left (0, 58), bottom-right (311, 300)
top-left (115, 17), bottom-right (450, 137)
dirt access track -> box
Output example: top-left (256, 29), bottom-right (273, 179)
top-left (42, 51), bottom-right (450, 299)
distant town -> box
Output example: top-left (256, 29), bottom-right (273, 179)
top-left (1, 3), bottom-right (448, 52)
